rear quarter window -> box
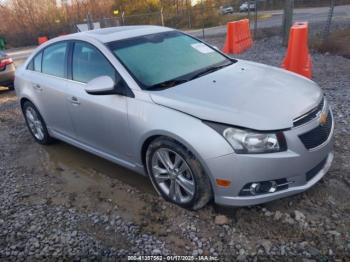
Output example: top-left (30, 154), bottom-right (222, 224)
top-left (27, 51), bottom-right (43, 72)
top-left (33, 52), bottom-right (42, 72)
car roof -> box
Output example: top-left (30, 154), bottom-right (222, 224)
top-left (26, 26), bottom-right (177, 64)
top-left (69, 25), bottom-right (174, 43)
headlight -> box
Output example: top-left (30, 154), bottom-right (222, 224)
top-left (205, 122), bottom-right (287, 154)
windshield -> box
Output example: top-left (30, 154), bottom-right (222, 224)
top-left (107, 31), bottom-right (233, 90)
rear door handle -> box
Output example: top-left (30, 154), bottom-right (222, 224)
top-left (69, 96), bottom-right (80, 105)
top-left (32, 84), bottom-right (42, 91)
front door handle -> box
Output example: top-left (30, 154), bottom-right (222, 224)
top-left (70, 96), bottom-right (80, 105)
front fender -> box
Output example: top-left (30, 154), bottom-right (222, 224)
top-left (127, 98), bottom-right (234, 181)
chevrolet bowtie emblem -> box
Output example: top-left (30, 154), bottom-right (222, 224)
top-left (319, 112), bottom-right (328, 126)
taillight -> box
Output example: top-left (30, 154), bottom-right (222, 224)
top-left (0, 58), bottom-right (13, 69)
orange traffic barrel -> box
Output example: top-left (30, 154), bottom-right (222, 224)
top-left (282, 22), bottom-right (312, 78)
top-left (38, 36), bottom-right (48, 45)
top-left (223, 21), bottom-right (241, 54)
top-left (241, 19), bottom-right (253, 49)
top-left (223, 19), bottom-right (252, 54)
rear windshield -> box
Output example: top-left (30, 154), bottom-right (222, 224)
top-left (107, 31), bottom-right (231, 90)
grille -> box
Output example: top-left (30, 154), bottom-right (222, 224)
top-left (299, 111), bottom-right (332, 150)
top-left (293, 98), bottom-right (324, 127)
top-left (306, 158), bottom-right (327, 182)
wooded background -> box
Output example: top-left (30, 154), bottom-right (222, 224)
top-left (0, 0), bottom-right (349, 47)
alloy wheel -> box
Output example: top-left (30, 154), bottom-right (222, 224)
top-left (151, 148), bottom-right (195, 204)
top-left (25, 107), bottom-right (45, 141)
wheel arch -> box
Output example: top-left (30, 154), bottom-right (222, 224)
top-left (140, 132), bottom-right (215, 209)
top-left (19, 97), bottom-right (49, 130)
top-left (141, 135), bottom-right (161, 172)
top-left (20, 97), bottom-right (32, 112)
top-left (139, 131), bottom-right (216, 187)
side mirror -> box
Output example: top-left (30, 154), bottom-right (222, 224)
top-left (85, 76), bottom-right (115, 95)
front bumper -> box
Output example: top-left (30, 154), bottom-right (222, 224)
top-left (206, 110), bottom-right (335, 207)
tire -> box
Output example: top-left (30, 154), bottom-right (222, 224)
top-left (22, 101), bottom-right (54, 145)
top-left (146, 137), bottom-right (212, 210)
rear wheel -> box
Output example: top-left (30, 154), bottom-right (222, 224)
top-left (146, 137), bottom-right (212, 210)
top-left (23, 101), bottom-right (54, 145)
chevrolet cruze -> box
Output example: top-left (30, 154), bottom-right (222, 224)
top-left (15, 26), bottom-right (334, 210)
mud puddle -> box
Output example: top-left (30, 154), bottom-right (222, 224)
top-left (35, 141), bottom-right (197, 252)
top-left (29, 141), bottom-right (162, 220)
top-left (43, 141), bottom-right (155, 194)
top-left (0, 93), bottom-right (195, 251)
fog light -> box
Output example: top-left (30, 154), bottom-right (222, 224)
top-left (249, 183), bottom-right (260, 195)
top-left (268, 181), bottom-right (278, 193)
top-left (249, 181), bottom-right (278, 195)
top-left (240, 179), bottom-right (291, 196)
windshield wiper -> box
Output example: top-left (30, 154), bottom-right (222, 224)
top-left (148, 78), bottom-right (189, 90)
top-left (147, 61), bottom-right (233, 90)
top-left (189, 62), bottom-right (233, 81)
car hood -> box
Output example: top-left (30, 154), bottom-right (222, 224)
top-left (150, 60), bottom-right (323, 130)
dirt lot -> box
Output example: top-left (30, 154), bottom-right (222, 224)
top-left (0, 33), bottom-right (350, 261)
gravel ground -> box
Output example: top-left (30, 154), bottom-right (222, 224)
top-left (0, 32), bottom-right (349, 261)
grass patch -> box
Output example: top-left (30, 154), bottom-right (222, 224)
top-left (258, 14), bottom-right (273, 20)
top-left (311, 28), bottom-right (350, 59)
top-left (254, 27), bottom-right (281, 39)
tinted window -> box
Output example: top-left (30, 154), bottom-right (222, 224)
top-left (27, 60), bottom-right (34, 71)
top-left (42, 42), bottom-right (67, 78)
top-left (72, 42), bottom-right (115, 83)
top-left (27, 52), bottom-right (42, 72)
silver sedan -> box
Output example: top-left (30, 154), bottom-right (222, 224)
top-left (14, 26), bottom-right (334, 210)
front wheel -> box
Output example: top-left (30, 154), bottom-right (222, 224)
top-left (146, 137), bottom-right (212, 210)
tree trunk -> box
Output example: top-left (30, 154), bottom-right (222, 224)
top-left (323, 0), bottom-right (335, 42)
top-left (282, 0), bottom-right (294, 46)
